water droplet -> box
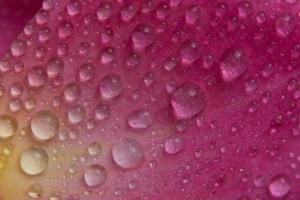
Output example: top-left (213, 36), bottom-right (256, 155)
top-left (64, 83), bottom-right (81, 102)
top-left (11, 39), bottom-right (26, 57)
top-left (87, 142), bottom-right (102, 156)
top-left (185, 5), bottom-right (201, 25)
top-left (237, 1), bottom-right (253, 19)
top-left (94, 103), bottom-right (110, 121)
top-left (268, 175), bottom-right (291, 198)
top-left (127, 109), bottom-right (154, 129)
top-left (20, 147), bottom-right (49, 175)
top-left (46, 58), bottom-right (64, 79)
top-left (164, 136), bottom-right (184, 154)
top-left (28, 67), bottom-right (47, 87)
top-left (27, 183), bottom-right (43, 199)
top-left (31, 111), bottom-right (59, 142)
top-left (78, 63), bottom-right (94, 82)
top-left (121, 4), bottom-right (136, 22)
top-left (84, 164), bottom-right (107, 187)
top-left (0, 115), bottom-right (17, 139)
top-left (67, 105), bottom-right (85, 124)
top-left (275, 14), bottom-right (295, 38)
top-left (97, 2), bottom-right (113, 22)
top-left (58, 21), bottom-right (74, 39)
top-left (219, 47), bottom-right (248, 82)
top-left (171, 83), bottom-right (205, 119)
top-left (101, 47), bottom-right (115, 64)
top-left (99, 73), bottom-right (123, 101)
top-left (36, 10), bottom-right (49, 25)
top-left (180, 40), bottom-right (201, 66)
top-left (66, 0), bottom-right (81, 17)
top-left (132, 24), bottom-right (155, 51)
top-left (112, 138), bottom-right (144, 169)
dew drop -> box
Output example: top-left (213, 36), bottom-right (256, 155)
top-left (58, 21), bottom-right (74, 39)
top-left (185, 5), bottom-right (201, 25)
top-left (132, 24), bottom-right (155, 51)
top-left (28, 67), bottom-right (47, 87)
top-left (275, 14), bottom-right (295, 38)
top-left (66, 0), bottom-right (81, 17)
top-left (20, 147), bottom-right (48, 175)
top-left (46, 58), bottom-right (64, 79)
top-left (180, 40), bottom-right (201, 66)
top-left (87, 142), bottom-right (102, 156)
top-left (84, 164), bottom-right (107, 187)
top-left (94, 103), bottom-right (110, 121)
top-left (164, 136), bottom-right (184, 154)
top-left (171, 82), bottom-right (205, 120)
top-left (31, 111), bottom-right (59, 142)
top-left (67, 105), bottom-right (85, 124)
top-left (78, 63), bottom-right (94, 82)
top-left (219, 47), bottom-right (248, 82)
top-left (64, 83), bottom-right (81, 102)
top-left (121, 4), bottom-right (136, 22)
top-left (27, 183), bottom-right (43, 199)
top-left (0, 115), bottom-right (17, 139)
top-left (11, 39), bottom-right (26, 57)
top-left (96, 2), bottom-right (113, 22)
top-left (268, 175), bottom-right (291, 198)
top-left (127, 109), bottom-right (154, 129)
top-left (99, 73), bottom-right (123, 101)
top-left (112, 138), bottom-right (144, 169)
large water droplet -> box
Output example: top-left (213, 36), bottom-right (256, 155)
top-left (219, 47), bottom-right (248, 82)
top-left (268, 175), bottom-right (291, 198)
top-left (112, 138), bottom-right (144, 169)
top-left (99, 73), bottom-right (123, 101)
top-left (84, 164), bottom-right (107, 187)
top-left (171, 83), bottom-right (205, 119)
top-left (31, 111), bottom-right (59, 142)
top-left (0, 115), bottom-right (17, 139)
top-left (127, 109), bottom-right (154, 129)
top-left (20, 147), bottom-right (49, 175)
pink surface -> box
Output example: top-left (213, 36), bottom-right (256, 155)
top-left (0, 0), bottom-right (299, 200)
